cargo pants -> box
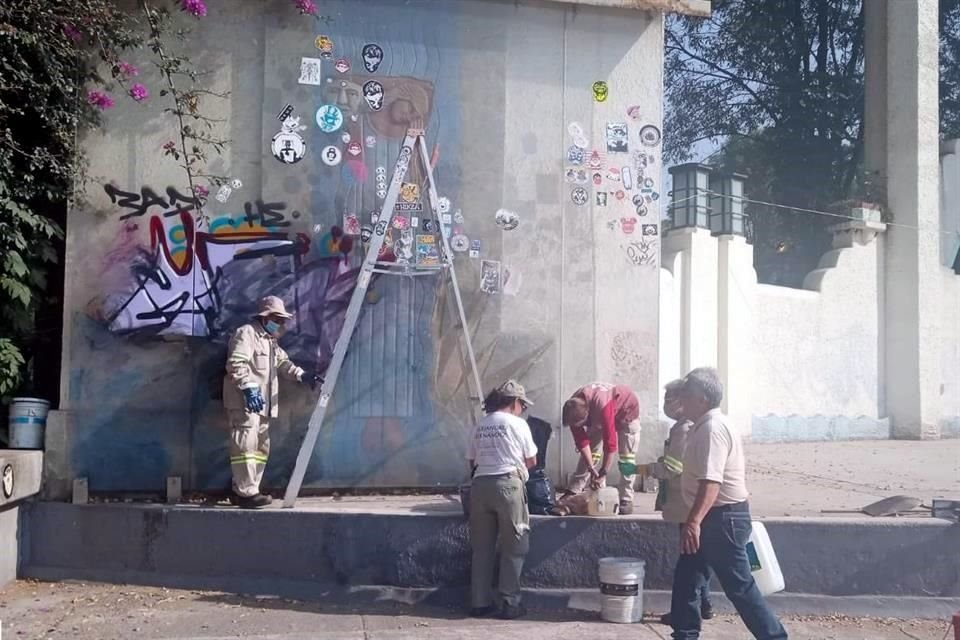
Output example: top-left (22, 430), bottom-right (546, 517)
top-left (568, 419), bottom-right (641, 506)
top-left (469, 472), bottom-right (530, 608)
top-left (228, 410), bottom-right (270, 497)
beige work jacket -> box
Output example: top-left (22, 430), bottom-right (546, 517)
top-left (223, 322), bottom-right (304, 418)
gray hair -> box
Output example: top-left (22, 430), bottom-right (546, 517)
top-left (683, 367), bottom-right (723, 409)
top-left (664, 378), bottom-right (685, 394)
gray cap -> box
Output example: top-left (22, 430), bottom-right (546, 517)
top-left (496, 379), bottom-right (533, 406)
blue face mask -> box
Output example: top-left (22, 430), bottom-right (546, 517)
top-left (264, 320), bottom-right (282, 336)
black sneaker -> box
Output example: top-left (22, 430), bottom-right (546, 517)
top-left (469, 605), bottom-right (496, 618)
top-left (701, 602), bottom-right (715, 620)
top-left (237, 493), bottom-right (272, 509)
top-left (659, 612), bottom-right (672, 626)
top-left (498, 603), bottom-right (527, 620)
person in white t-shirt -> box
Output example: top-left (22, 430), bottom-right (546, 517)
top-left (467, 379), bottom-right (538, 621)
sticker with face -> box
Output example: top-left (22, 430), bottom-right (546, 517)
top-left (334, 58), bottom-right (351, 74)
top-left (400, 182), bottom-right (420, 203)
top-left (636, 202), bottom-right (649, 217)
top-left (341, 132), bottom-right (351, 144)
top-left (592, 81), bottom-right (609, 103)
top-left (451, 234), bottom-right (470, 252)
top-left (567, 145), bottom-right (585, 165)
top-left (343, 213), bottom-right (361, 235)
top-left (495, 208), bottom-right (519, 231)
top-left (632, 194), bottom-right (645, 207)
top-left (642, 224), bottom-right (659, 236)
top-left (422, 219), bottom-right (436, 233)
top-left (298, 57), bottom-right (324, 86)
top-left (377, 189), bottom-right (387, 199)
top-left (571, 187), bottom-right (589, 206)
top-left (360, 224), bottom-right (373, 243)
top-left (347, 141), bottom-right (363, 156)
top-left (596, 192), bottom-right (608, 207)
top-left (215, 184), bottom-right (233, 203)
top-left (230, 178), bottom-right (243, 189)
top-left (365, 135), bottom-right (377, 148)
top-left (320, 144), bottom-right (342, 166)
top-left (639, 124), bottom-right (662, 147)
top-left (606, 122), bottom-right (629, 153)
top-left (315, 35), bottom-right (334, 58)
top-left (362, 43), bottom-right (384, 72)
top-left (363, 80), bottom-right (385, 112)
top-left (592, 172), bottom-right (603, 186)
top-left (376, 166), bottom-right (387, 177)
top-left (565, 168), bottom-right (588, 185)
top-left (588, 150), bottom-right (603, 170)
top-left (316, 104), bottom-right (344, 133)
top-left (271, 117), bottom-right (307, 164)
top-left (621, 217), bottom-right (637, 234)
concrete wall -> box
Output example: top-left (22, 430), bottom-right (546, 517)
top-left (57, 0), bottom-right (663, 493)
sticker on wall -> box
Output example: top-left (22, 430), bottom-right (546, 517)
top-left (615, 190), bottom-right (625, 201)
top-left (346, 141), bottom-right (363, 157)
top-left (400, 182), bottom-right (420, 204)
top-left (277, 104), bottom-right (295, 122)
top-left (622, 167), bottom-right (634, 190)
top-left (596, 192), bottom-right (608, 207)
top-left (639, 124), bottom-right (662, 147)
top-left (416, 234), bottom-right (440, 266)
top-left (365, 135), bottom-right (377, 149)
top-left (651, 192), bottom-right (660, 201)
top-left (439, 213), bottom-right (452, 226)
top-left (621, 217), bottom-right (637, 234)
top-left (340, 132), bottom-right (352, 144)
top-left (316, 104), bottom-right (344, 133)
top-left (315, 35), bottom-right (334, 59)
top-left (298, 57), bottom-right (323, 86)
top-left (606, 122), bottom-right (629, 153)
top-left (592, 171), bottom-right (603, 186)
top-left (626, 105), bottom-right (642, 120)
top-left (437, 196), bottom-right (452, 214)
top-left (2, 463), bottom-right (14, 499)
top-left (588, 150), bottom-right (604, 170)
top-left (334, 58), bottom-right (351, 74)
top-left (592, 81), bottom-right (609, 103)
top-left (271, 112), bottom-right (307, 164)
top-left (469, 239), bottom-right (481, 258)
top-left (215, 184), bottom-right (233, 203)
top-left (453, 209), bottom-right (465, 225)
top-left (343, 213), bottom-right (361, 236)
top-left (567, 145), bottom-right (585, 165)
top-left (606, 219), bottom-right (620, 231)
top-left (565, 168), bottom-right (588, 185)
top-left (644, 177), bottom-right (655, 189)
top-left (636, 203), bottom-right (649, 217)
top-left (450, 234), bottom-right (470, 253)
top-left (362, 43), bottom-right (384, 73)
top-left (571, 186), bottom-right (589, 206)
top-left (642, 224), bottom-right (659, 236)
top-left (568, 121), bottom-right (585, 140)
top-left (392, 215), bottom-right (410, 230)
top-left (376, 166), bottom-right (387, 177)
top-left (480, 259), bottom-right (502, 294)
top-left (320, 145), bottom-right (342, 166)
top-left (409, 216), bottom-right (420, 228)
top-left (422, 219), bottom-right (436, 233)
top-left (360, 224), bottom-right (373, 243)
top-left (230, 178), bottom-right (243, 189)
top-left (495, 208), bottom-right (519, 231)
top-left (363, 80), bottom-right (385, 112)
top-left (377, 189), bottom-right (387, 199)
top-left (606, 167), bottom-right (621, 182)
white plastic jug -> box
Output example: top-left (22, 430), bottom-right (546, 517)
top-left (598, 557), bottom-right (645, 623)
top-left (746, 521), bottom-right (785, 595)
top-left (587, 486), bottom-right (620, 516)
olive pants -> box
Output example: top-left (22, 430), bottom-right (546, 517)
top-left (469, 472), bottom-right (530, 608)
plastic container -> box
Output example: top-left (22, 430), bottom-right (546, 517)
top-left (746, 521), bottom-right (785, 595)
top-left (587, 486), bottom-right (620, 516)
top-left (598, 557), bottom-right (645, 623)
top-left (8, 397), bottom-right (50, 450)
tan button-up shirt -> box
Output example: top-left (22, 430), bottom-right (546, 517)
top-left (223, 322), bottom-right (304, 418)
top-left (681, 408), bottom-right (749, 509)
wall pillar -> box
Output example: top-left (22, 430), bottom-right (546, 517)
top-left (865, 0), bottom-right (942, 439)
top-left (662, 228), bottom-right (718, 375)
top-left (717, 235), bottom-right (755, 435)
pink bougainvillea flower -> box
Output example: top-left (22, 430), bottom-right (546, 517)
top-left (181, 0), bottom-right (207, 18)
top-left (192, 184), bottom-right (210, 200)
top-left (117, 62), bottom-right (139, 77)
top-left (63, 24), bottom-right (82, 42)
top-left (293, 0), bottom-right (318, 16)
top-left (129, 83), bottom-right (150, 102)
top-left (86, 90), bottom-right (114, 110)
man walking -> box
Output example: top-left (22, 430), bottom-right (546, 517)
top-left (670, 367), bottom-right (787, 639)
top-left (561, 382), bottom-right (641, 514)
top-left (223, 296), bottom-right (320, 508)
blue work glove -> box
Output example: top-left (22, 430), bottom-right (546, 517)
top-left (242, 387), bottom-right (264, 413)
top-left (304, 373), bottom-right (324, 391)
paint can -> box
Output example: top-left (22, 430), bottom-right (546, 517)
top-left (598, 557), bottom-right (645, 623)
top-left (8, 397), bottom-right (50, 449)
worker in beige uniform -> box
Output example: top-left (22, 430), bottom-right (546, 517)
top-left (223, 296), bottom-right (321, 508)
top-left (467, 380), bottom-right (538, 620)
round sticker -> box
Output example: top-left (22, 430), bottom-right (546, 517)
top-left (334, 58), bottom-right (351, 74)
top-left (316, 104), bottom-right (344, 133)
top-left (574, 134), bottom-right (590, 149)
top-left (271, 131), bottom-right (306, 164)
top-left (320, 145), bottom-right (342, 166)
top-left (1, 463), bottom-right (13, 499)
top-left (644, 177), bottom-right (655, 189)
top-left (377, 189), bottom-right (387, 199)
top-left (571, 187), bottom-right (589, 206)
top-left (639, 124), bottom-right (662, 147)
top-left (495, 209), bottom-right (519, 231)
top-left (365, 135), bottom-right (377, 148)
top-left (437, 197), bottom-right (451, 214)
top-left (341, 132), bottom-right (351, 144)
top-left (451, 234), bottom-right (470, 252)
top-left (375, 166), bottom-right (387, 176)
top-left (615, 190), bottom-right (625, 200)
top-left (230, 178), bottom-right (243, 189)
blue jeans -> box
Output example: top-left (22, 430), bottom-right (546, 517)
top-left (670, 501), bottom-right (788, 639)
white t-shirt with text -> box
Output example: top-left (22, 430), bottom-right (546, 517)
top-left (467, 411), bottom-right (538, 477)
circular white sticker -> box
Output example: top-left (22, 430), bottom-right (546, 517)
top-left (321, 145), bottom-right (342, 166)
top-left (450, 234), bottom-right (470, 252)
top-left (437, 197), bottom-right (451, 214)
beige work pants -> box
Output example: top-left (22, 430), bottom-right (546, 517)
top-left (228, 410), bottom-right (270, 497)
top-left (469, 472), bottom-right (530, 608)
top-left (567, 419), bottom-right (641, 506)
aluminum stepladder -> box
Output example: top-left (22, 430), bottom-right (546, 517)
top-left (282, 128), bottom-right (484, 508)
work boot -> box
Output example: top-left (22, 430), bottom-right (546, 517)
top-left (619, 501), bottom-right (633, 515)
top-left (498, 603), bottom-right (527, 620)
top-left (659, 612), bottom-right (672, 626)
top-left (701, 601), bottom-right (715, 620)
top-left (237, 493), bottom-right (272, 509)
top-left (468, 605), bottom-right (496, 618)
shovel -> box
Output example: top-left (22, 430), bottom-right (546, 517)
top-left (820, 495), bottom-right (927, 517)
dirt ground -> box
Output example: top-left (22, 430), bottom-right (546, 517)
top-left (1, 581), bottom-right (955, 640)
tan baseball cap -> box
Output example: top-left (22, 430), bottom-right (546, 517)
top-left (255, 295), bottom-right (293, 319)
top-left (496, 379), bottom-right (533, 407)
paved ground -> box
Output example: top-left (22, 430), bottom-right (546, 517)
top-left (260, 440), bottom-right (959, 518)
top-left (1, 581), bottom-right (955, 640)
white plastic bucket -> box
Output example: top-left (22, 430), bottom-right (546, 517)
top-left (598, 557), bottom-right (645, 623)
top-left (747, 521), bottom-right (785, 595)
top-left (9, 397), bottom-right (50, 449)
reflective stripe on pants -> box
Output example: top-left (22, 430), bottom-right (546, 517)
top-left (229, 410), bottom-right (270, 498)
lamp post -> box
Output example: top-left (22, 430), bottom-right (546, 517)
top-left (667, 163), bottom-right (712, 230)
top-left (708, 172), bottom-right (750, 239)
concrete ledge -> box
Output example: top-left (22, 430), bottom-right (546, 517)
top-left (19, 503), bottom-right (960, 600)
top-left (0, 450), bottom-right (43, 507)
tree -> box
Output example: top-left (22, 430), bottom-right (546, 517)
top-left (666, 0), bottom-right (960, 286)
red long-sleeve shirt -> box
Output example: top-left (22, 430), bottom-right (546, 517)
top-left (568, 383), bottom-right (640, 453)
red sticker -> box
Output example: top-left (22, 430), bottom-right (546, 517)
top-left (615, 190), bottom-right (625, 200)
top-left (347, 141), bottom-right (363, 156)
